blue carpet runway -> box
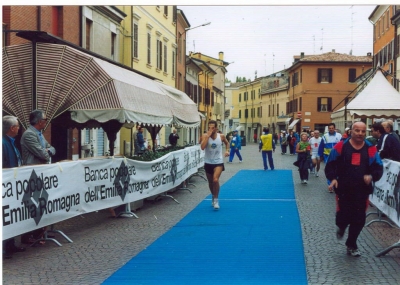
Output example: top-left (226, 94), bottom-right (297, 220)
top-left (103, 170), bottom-right (307, 285)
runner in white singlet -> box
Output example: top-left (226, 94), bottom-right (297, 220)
top-left (200, 120), bottom-right (229, 210)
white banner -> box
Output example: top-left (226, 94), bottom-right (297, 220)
top-left (2, 145), bottom-right (204, 240)
top-left (371, 159), bottom-right (400, 227)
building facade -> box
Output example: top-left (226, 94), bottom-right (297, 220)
top-left (260, 70), bottom-right (290, 134)
top-left (232, 78), bottom-right (263, 142)
top-left (286, 51), bottom-right (372, 133)
top-left (3, 5), bottom-right (82, 161)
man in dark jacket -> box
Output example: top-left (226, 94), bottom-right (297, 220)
top-left (169, 129), bottom-right (179, 146)
top-left (371, 122), bottom-right (400, 162)
top-left (2, 115), bottom-right (26, 259)
top-left (325, 122), bottom-right (383, 257)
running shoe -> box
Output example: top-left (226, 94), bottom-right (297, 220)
top-left (347, 247), bottom-right (361, 257)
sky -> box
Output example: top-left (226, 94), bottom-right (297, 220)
top-left (179, 5), bottom-right (376, 82)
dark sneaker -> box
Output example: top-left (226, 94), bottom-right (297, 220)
top-left (347, 247), bottom-right (361, 257)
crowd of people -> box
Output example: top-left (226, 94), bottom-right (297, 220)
top-left (3, 113), bottom-right (400, 259)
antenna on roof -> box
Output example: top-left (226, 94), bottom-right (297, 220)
top-left (350, 6), bottom-right (354, 55)
top-left (313, 35), bottom-right (315, 55)
top-left (272, 53), bottom-right (275, 73)
top-left (320, 28), bottom-right (324, 53)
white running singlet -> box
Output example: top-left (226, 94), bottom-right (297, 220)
top-left (204, 133), bottom-right (224, 164)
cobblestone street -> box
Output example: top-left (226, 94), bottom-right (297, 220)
top-left (3, 142), bottom-right (400, 285)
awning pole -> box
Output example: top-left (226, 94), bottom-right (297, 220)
top-left (32, 40), bottom-right (37, 111)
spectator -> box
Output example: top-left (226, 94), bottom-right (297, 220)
top-left (132, 125), bottom-right (139, 155)
top-left (20, 110), bottom-right (56, 244)
top-left (169, 129), bottom-right (179, 146)
top-left (136, 127), bottom-right (145, 151)
top-left (2, 115), bottom-right (26, 259)
top-left (287, 131), bottom-right (296, 155)
top-left (253, 133), bottom-right (257, 143)
top-left (21, 110), bottom-right (56, 165)
top-left (280, 132), bottom-right (288, 155)
top-left (370, 122), bottom-right (400, 162)
top-left (381, 120), bottom-right (400, 142)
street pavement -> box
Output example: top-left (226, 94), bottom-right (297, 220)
top-left (2, 142), bottom-right (400, 285)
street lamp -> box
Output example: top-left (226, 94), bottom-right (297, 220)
top-left (183, 21), bottom-right (211, 141)
top-left (185, 22), bottom-right (211, 33)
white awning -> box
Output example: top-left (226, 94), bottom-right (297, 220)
top-left (288, 119), bottom-right (300, 129)
top-left (285, 118), bottom-right (292, 124)
top-left (3, 42), bottom-right (200, 129)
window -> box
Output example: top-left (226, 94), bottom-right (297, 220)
top-left (164, 6), bottom-right (168, 16)
top-left (205, 89), bottom-right (210, 105)
top-left (111, 32), bottom-right (116, 60)
top-left (245, 109), bottom-right (248, 118)
top-left (258, 89), bottom-right (261, 98)
top-left (172, 50), bottom-right (176, 77)
top-left (348, 68), bottom-right (356, 82)
top-left (317, 97), bottom-right (332, 112)
top-left (239, 93), bottom-right (241, 102)
top-left (300, 69), bottom-right (302, 83)
top-left (156, 39), bottom-right (162, 70)
top-left (318, 68), bottom-right (332, 83)
top-left (239, 110), bottom-right (241, 118)
top-left (299, 97), bottom-right (302, 111)
top-left (133, 23), bottom-right (138, 58)
top-left (164, 45), bottom-right (167, 72)
top-left (147, 33), bottom-right (151, 64)
top-left (178, 33), bottom-right (182, 63)
top-left (387, 10), bottom-right (390, 29)
top-left (268, 105), bottom-right (271, 117)
top-left (277, 104), bottom-right (279, 115)
top-left (178, 72), bottom-right (182, 90)
top-left (272, 104), bottom-right (275, 116)
top-left (292, 72), bottom-right (299, 86)
top-left (85, 19), bottom-right (92, 50)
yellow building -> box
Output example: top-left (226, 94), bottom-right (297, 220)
top-left (260, 70), bottom-right (290, 134)
top-left (232, 78), bottom-right (263, 143)
top-left (188, 52), bottom-right (231, 133)
top-left (117, 5), bottom-right (177, 152)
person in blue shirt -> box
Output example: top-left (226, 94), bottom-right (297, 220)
top-left (228, 130), bottom-right (242, 163)
top-left (136, 127), bottom-right (145, 151)
top-left (318, 123), bottom-right (342, 163)
top-left (2, 115), bottom-right (26, 259)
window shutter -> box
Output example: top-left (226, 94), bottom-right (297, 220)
top-left (317, 97), bottom-right (321, 111)
top-left (328, 98), bottom-right (332, 111)
top-left (349, 69), bottom-right (356, 82)
top-left (328, 69), bottom-right (333, 83)
top-left (317, 69), bottom-right (322, 83)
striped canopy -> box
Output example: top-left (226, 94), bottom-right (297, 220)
top-left (2, 42), bottom-right (200, 130)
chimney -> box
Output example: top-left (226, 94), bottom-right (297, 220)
top-left (300, 52), bottom-right (304, 59)
top-left (332, 49), bottom-right (335, 53)
top-left (219, 51), bottom-right (224, 61)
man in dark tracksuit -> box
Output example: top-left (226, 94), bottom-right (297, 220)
top-left (325, 122), bottom-right (383, 257)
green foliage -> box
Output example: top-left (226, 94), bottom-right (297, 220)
top-left (235, 76), bottom-right (248, 83)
